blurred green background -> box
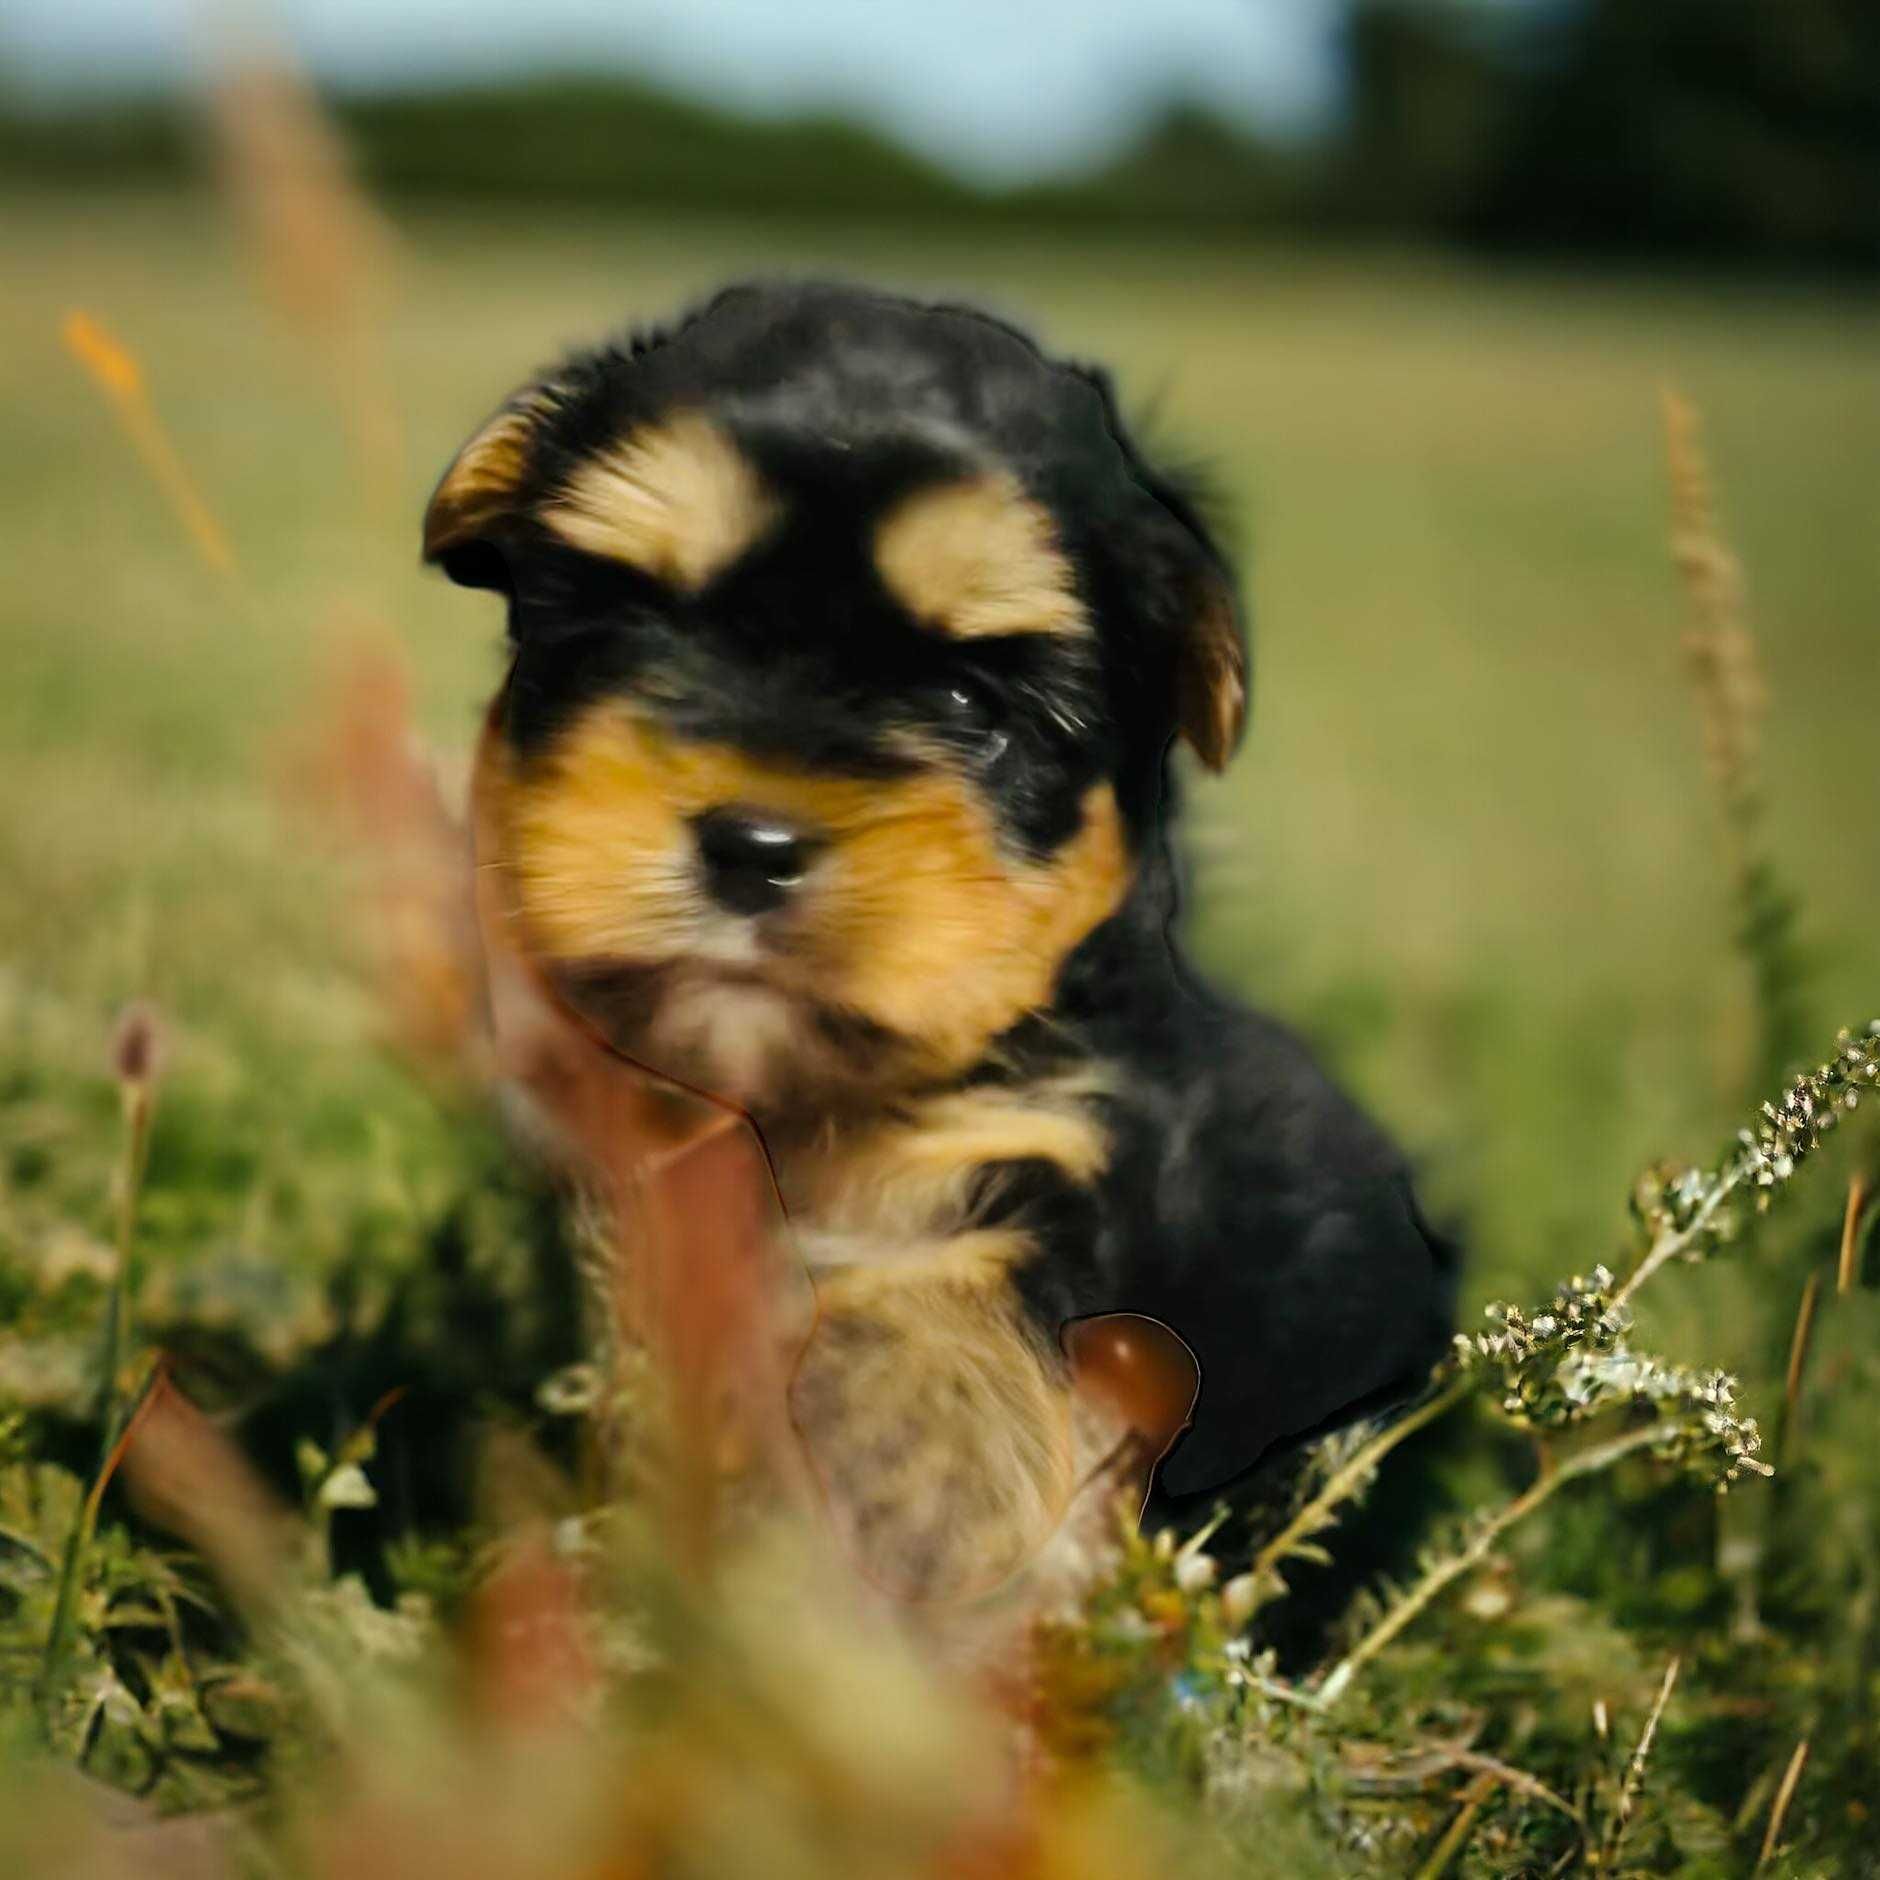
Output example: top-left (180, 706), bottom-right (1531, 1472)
top-left (4, 12), bottom-right (1878, 1867)
top-left (1, 0), bottom-right (1876, 1497)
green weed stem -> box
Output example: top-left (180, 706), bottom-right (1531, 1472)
top-left (1247, 1375), bottom-right (1474, 1594)
top-left (1314, 1421), bottom-right (1681, 1708)
top-left (36, 1026), bottom-right (157, 1729)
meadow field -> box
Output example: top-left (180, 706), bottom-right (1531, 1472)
top-left (2, 187), bottom-right (1877, 1869)
top-left (8, 190), bottom-right (1875, 1283)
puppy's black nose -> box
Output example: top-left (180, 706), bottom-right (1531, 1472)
top-left (692, 807), bottom-right (820, 917)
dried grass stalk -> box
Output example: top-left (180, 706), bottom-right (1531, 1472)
top-left (292, 640), bottom-right (490, 1081)
top-left (1598, 1656), bottom-right (1680, 1870)
top-left (61, 310), bottom-right (240, 587)
top-left (1661, 386), bottom-right (1809, 1089)
top-left (1755, 1736), bottom-right (1810, 1873)
top-left (1662, 386), bottom-right (1764, 830)
top-left (198, 27), bottom-right (402, 510)
top-left (1839, 1174), bottom-right (1872, 1295)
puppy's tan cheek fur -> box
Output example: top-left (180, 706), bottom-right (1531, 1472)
top-left (488, 700), bottom-right (1132, 1074)
top-left (811, 780), bottom-right (1129, 1075)
top-left (491, 718), bottom-right (699, 966)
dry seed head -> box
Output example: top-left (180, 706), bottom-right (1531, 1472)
top-left (1661, 386), bottom-right (1766, 819)
top-left (109, 1001), bottom-right (162, 1092)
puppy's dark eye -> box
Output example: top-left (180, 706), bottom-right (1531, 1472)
top-left (942, 681), bottom-right (989, 724)
top-left (927, 678), bottom-right (1010, 764)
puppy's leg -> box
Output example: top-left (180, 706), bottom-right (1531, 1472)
top-left (789, 1252), bottom-right (1075, 1603)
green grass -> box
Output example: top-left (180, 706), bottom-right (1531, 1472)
top-left (2, 186), bottom-right (1877, 1869)
top-left (6, 190), bottom-right (1874, 1303)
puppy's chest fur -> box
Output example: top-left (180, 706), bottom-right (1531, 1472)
top-left (771, 1065), bottom-right (1113, 1292)
top-left (762, 1054), bottom-right (1137, 1602)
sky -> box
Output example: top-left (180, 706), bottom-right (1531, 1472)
top-left (0, 0), bottom-right (1352, 182)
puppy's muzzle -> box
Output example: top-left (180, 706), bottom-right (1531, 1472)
top-left (690, 805), bottom-right (824, 917)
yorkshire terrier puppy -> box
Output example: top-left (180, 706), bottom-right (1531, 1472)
top-left (424, 282), bottom-right (1455, 1599)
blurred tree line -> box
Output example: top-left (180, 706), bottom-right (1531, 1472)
top-left (1334, 0), bottom-right (1879, 265)
top-left (2, 0), bottom-right (1875, 269)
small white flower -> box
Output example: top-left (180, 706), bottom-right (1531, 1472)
top-left (317, 1462), bottom-right (376, 1510)
top-left (1174, 1551), bottom-right (1216, 1594)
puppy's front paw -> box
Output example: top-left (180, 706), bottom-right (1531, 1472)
top-left (788, 1284), bottom-right (1072, 1602)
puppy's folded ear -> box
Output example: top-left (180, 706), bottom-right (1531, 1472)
top-left (1174, 568), bottom-right (1247, 773)
top-left (1076, 360), bottom-right (1249, 773)
top-left (422, 388), bottom-right (555, 593)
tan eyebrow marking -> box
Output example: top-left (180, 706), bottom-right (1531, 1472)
top-left (873, 471), bottom-right (1089, 641)
top-left (539, 410), bottom-right (782, 592)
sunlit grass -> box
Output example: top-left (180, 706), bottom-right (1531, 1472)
top-left (12, 188), bottom-right (1877, 1302)
top-left (3, 179), bottom-right (1879, 1874)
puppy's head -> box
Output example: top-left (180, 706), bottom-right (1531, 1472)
top-left (426, 283), bottom-right (1245, 1108)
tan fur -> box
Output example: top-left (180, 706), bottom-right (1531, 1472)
top-left (803, 1229), bottom-right (1034, 1292)
top-left (873, 473), bottom-right (1089, 641)
top-left (790, 1256), bottom-right (1074, 1601)
top-left (540, 411), bottom-right (781, 591)
top-left (491, 701), bottom-right (1130, 1085)
top-left (1177, 581), bottom-right (1248, 772)
top-left (792, 1077), bottom-right (1108, 1243)
top-left (645, 978), bottom-right (806, 1105)
top-left (423, 396), bottom-right (552, 560)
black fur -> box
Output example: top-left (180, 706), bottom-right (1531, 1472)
top-left (1014, 883), bottom-right (1458, 1498)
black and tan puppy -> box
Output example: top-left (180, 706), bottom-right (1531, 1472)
top-left (424, 282), bottom-right (1454, 1598)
